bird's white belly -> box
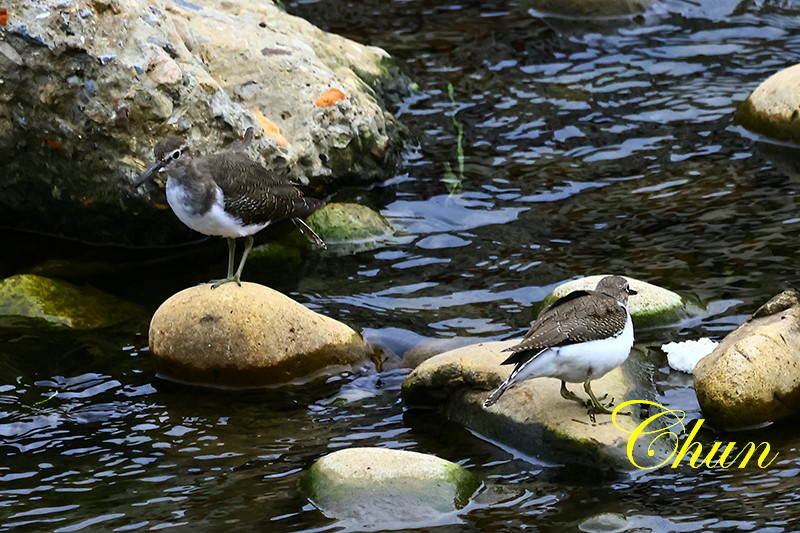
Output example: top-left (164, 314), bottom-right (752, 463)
top-left (512, 313), bottom-right (634, 383)
top-left (166, 179), bottom-right (269, 238)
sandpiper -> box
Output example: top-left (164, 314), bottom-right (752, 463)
top-left (484, 275), bottom-right (637, 413)
top-left (136, 128), bottom-right (326, 288)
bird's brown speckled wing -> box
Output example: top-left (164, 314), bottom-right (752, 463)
top-left (200, 152), bottom-right (324, 226)
top-left (500, 289), bottom-right (628, 366)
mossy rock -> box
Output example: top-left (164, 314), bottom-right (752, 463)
top-left (248, 240), bottom-right (304, 263)
top-left (536, 275), bottom-right (690, 328)
top-left (0, 274), bottom-right (143, 329)
top-left (301, 447), bottom-right (479, 528)
top-left (304, 203), bottom-right (395, 253)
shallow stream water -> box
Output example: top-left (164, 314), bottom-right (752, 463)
top-left (3, 0), bottom-right (800, 530)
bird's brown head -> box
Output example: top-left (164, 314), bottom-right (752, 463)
top-left (595, 275), bottom-right (637, 303)
top-left (135, 137), bottom-right (191, 187)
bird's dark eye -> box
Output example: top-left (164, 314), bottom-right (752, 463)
top-left (170, 149), bottom-right (181, 160)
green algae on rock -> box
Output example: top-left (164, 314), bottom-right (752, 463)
top-left (304, 202), bottom-right (396, 254)
top-left (537, 275), bottom-right (689, 328)
top-left (0, 274), bottom-right (144, 329)
top-left (301, 447), bottom-right (479, 528)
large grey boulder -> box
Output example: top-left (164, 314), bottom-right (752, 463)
top-left (1, 0), bottom-right (406, 245)
top-left (737, 64), bottom-right (800, 144)
top-left (301, 447), bottom-right (479, 529)
top-left (402, 341), bottom-right (669, 471)
top-left (149, 282), bottom-right (375, 387)
top-left (694, 290), bottom-right (800, 429)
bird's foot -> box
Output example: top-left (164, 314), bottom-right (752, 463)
top-left (210, 275), bottom-right (242, 289)
top-left (560, 381), bottom-right (585, 405)
top-left (586, 396), bottom-right (615, 415)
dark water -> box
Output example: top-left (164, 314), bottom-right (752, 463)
top-left (4, 0), bottom-right (800, 530)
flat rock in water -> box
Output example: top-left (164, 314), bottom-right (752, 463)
top-left (301, 447), bottom-right (479, 529)
top-left (1, 0), bottom-right (406, 245)
top-left (737, 64), bottom-right (800, 144)
top-left (694, 290), bottom-right (800, 429)
top-left (149, 282), bottom-right (375, 387)
top-left (402, 341), bottom-right (668, 471)
top-left (539, 275), bottom-right (688, 328)
top-left (0, 274), bottom-right (143, 329)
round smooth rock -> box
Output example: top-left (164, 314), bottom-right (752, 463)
top-left (694, 290), bottom-right (800, 429)
top-left (737, 64), bottom-right (800, 143)
top-left (301, 447), bottom-right (479, 528)
top-left (149, 282), bottom-right (374, 387)
top-left (539, 275), bottom-right (687, 328)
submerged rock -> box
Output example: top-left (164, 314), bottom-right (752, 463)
top-left (402, 341), bottom-right (667, 471)
top-left (148, 282), bottom-right (375, 387)
top-left (301, 447), bottom-right (479, 529)
top-left (737, 64), bottom-right (800, 144)
top-left (539, 275), bottom-right (688, 328)
top-left (0, 274), bottom-right (143, 329)
top-left (525, 0), bottom-right (653, 17)
top-left (402, 336), bottom-right (477, 369)
top-left (1, 0), bottom-right (406, 245)
top-left (694, 290), bottom-right (800, 429)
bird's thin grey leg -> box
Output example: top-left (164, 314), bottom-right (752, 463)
top-left (584, 380), bottom-right (614, 414)
top-left (226, 237), bottom-right (236, 278)
top-left (210, 237), bottom-right (241, 289)
top-left (232, 235), bottom-right (254, 285)
top-left (560, 381), bottom-right (585, 405)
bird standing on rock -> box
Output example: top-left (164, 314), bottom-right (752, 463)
top-left (136, 128), bottom-right (326, 288)
top-left (484, 275), bottom-right (637, 413)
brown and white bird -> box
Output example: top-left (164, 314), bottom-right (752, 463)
top-left (484, 275), bottom-right (637, 413)
top-left (136, 129), bottom-right (325, 288)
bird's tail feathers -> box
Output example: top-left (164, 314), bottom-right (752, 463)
top-left (293, 218), bottom-right (327, 249)
top-left (483, 379), bottom-right (513, 408)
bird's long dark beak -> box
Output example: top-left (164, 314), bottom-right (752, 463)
top-left (135, 162), bottom-right (163, 187)
top-left (627, 288), bottom-right (638, 295)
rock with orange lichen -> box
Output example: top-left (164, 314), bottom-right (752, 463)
top-left (0, 0), bottom-right (408, 245)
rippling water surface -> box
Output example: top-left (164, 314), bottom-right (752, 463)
top-left (3, 0), bottom-right (800, 530)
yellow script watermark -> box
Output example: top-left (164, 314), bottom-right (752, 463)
top-left (611, 400), bottom-right (779, 470)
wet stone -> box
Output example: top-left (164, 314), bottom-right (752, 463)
top-left (0, 274), bottom-right (143, 329)
top-left (148, 282), bottom-right (376, 388)
top-left (301, 447), bottom-right (479, 529)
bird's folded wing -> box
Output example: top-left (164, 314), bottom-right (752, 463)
top-left (202, 153), bottom-right (324, 225)
top-left (500, 293), bottom-right (626, 365)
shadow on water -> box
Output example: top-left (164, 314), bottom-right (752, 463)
top-left (4, 0), bottom-right (800, 530)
